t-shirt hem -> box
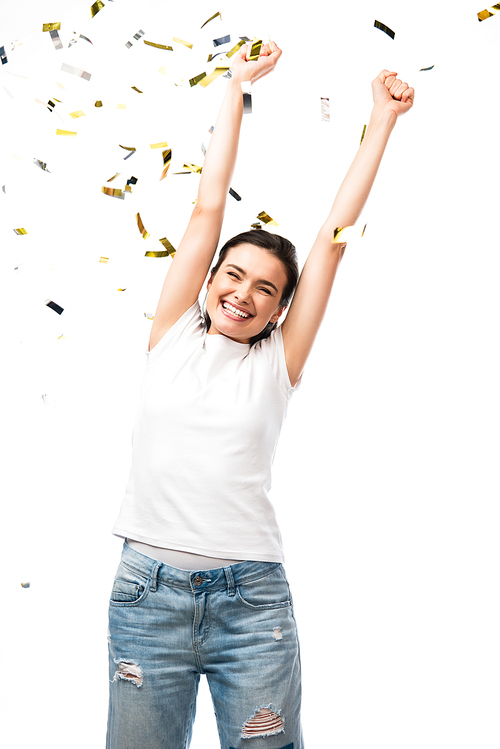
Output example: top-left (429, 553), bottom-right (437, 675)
top-left (112, 528), bottom-right (285, 564)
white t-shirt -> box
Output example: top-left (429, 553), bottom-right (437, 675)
top-left (112, 301), bottom-right (301, 563)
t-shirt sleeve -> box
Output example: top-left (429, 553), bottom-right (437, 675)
top-left (258, 324), bottom-right (303, 395)
top-left (145, 300), bottom-right (204, 364)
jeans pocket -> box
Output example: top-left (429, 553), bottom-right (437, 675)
top-left (236, 567), bottom-right (292, 611)
top-left (109, 562), bottom-right (151, 607)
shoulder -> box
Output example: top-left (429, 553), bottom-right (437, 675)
top-left (146, 300), bottom-right (204, 362)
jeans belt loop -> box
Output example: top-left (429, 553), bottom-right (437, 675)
top-left (224, 566), bottom-right (236, 597)
top-left (150, 561), bottom-right (161, 592)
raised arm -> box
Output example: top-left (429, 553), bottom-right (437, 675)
top-left (148, 41), bottom-right (282, 352)
top-left (281, 70), bottom-right (415, 386)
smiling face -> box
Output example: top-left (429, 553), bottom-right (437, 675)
top-left (206, 243), bottom-right (289, 344)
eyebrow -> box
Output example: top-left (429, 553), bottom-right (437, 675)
top-left (226, 264), bottom-right (279, 294)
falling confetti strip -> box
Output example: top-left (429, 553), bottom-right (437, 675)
top-left (360, 124), bottom-right (367, 144)
top-left (321, 97), bottom-right (330, 122)
top-left (225, 39), bottom-right (246, 58)
top-left (190, 72), bottom-right (207, 87)
top-left (201, 11), bottom-right (222, 28)
top-left (127, 176), bottom-right (138, 186)
top-left (420, 65), bottom-right (435, 71)
top-left (34, 158), bottom-right (51, 171)
top-left (250, 223), bottom-right (262, 230)
top-left (61, 62), bottom-right (91, 80)
top-left (374, 20), bottom-right (395, 39)
top-left (95, 100), bottom-right (103, 107)
top-left (136, 213), bottom-right (150, 239)
top-left (49, 30), bottom-right (63, 50)
top-left (160, 149), bottom-right (172, 180)
top-left (257, 211), bottom-right (278, 226)
top-left (147, 237), bottom-right (176, 257)
top-left (107, 173), bottom-right (120, 182)
top-left (56, 129), bottom-right (77, 136)
top-left (248, 40), bottom-right (263, 60)
top-left (213, 34), bottom-right (231, 46)
top-left (99, 256), bottom-right (109, 263)
top-left (102, 186), bottom-right (124, 198)
top-left (21, 582), bottom-right (30, 588)
top-left (131, 86), bottom-right (143, 93)
top-left (42, 22), bottom-right (61, 32)
top-left (69, 110), bottom-right (86, 118)
top-left (183, 163), bottom-right (202, 174)
top-left (150, 142), bottom-right (169, 149)
top-left (173, 37), bottom-right (193, 49)
top-left (90, 0), bottom-right (105, 18)
top-left (478, 3), bottom-right (500, 20)
top-left (45, 299), bottom-right (64, 314)
top-left (14, 228), bottom-right (28, 235)
top-left (229, 188), bottom-right (241, 201)
top-left (0, 46), bottom-right (7, 65)
top-left (126, 29), bottom-right (145, 48)
top-left (117, 103), bottom-right (127, 109)
top-left (198, 67), bottom-right (230, 87)
top-left (144, 40), bottom-right (173, 50)
top-left (333, 224), bottom-right (366, 243)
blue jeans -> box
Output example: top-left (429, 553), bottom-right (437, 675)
top-left (106, 541), bottom-right (303, 749)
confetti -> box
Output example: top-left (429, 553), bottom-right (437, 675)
top-left (0, 46), bottom-right (7, 65)
top-left (102, 186), bottom-right (124, 198)
top-left (45, 299), bottom-right (64, 314)
top-left (21, 582), bottom-right (30, 588)
top-left (256, 210), bottom-right (278, 226)
top-left (136, 212), bottom-right (150, 239)
top-left (190, 72), bottom-right (207, 87)
top-left (209, 125), bottom-right (214, 133)
top-left (33, 158), bottom-right (51, 171)
top-left (127, 176), bottom-right (138, 185)
top-left (107, 173), bottom-right (120, 182)
top-left (173, 37), bottom-right (193, 49)
top-left (213, 34), bottom-right (231, 46)
top-left (248, 39), bottom-right (262, 61)
top-left (243, 86), bottom-right (252, 114)
top-left (225, 40), bottom-right (246, 58)
top-left (147, 237), bottom-right (176, 257)
top-left (374, 20), bottom-right (395, 39)
top-left (95, 100), bottom-right (103, 107)
top-left (131, 86), bottom-right (143, 93)
top-left (56, 129), bottom-right (77, 136)
top-left (201, 11), bottom-right (222, 28)
top-left (14, 228), bottom-right (28, 235)
top-left (117, 103), bottom-right (126, 109)
top-left (183, 163), bottom-right (202, 174)
top-left (321, 97), bottom-right (330, 122)
top-left (118, 288), bottom-right (127, 292)
top-left (333, 224), bottom-right (366, 243)
top-left (360, 124), bottom-right (367, 144)
top-left (160, 148), bottom-right (172, 180)
top-left (198, 67), bottom-right (229, 87)
top-left (250, 223), bottom-right (262, 230)
top-left (478, 4), bottom-right (500, 20)
top-left (61, 62), bottom-right (91, 80)
top-left (69, 110), bottom-right (86, 118)
top-left (90, 0), bottom-right (105, 18)
top-left (99, 256), bottom-right (109, 263)
top-left (419, 65), bottom-right (435, 71)
top-left (144, 40), bottom-right (173, 50)
top-left (42, 22), bottom-right (61, 32)
top-left (126, 29), bottom-right (145, 48)
top-left (49, 30), bottom-right (63, 50)
top-left (150, 142), bottom-right (169, 149)
top-left (229, 188), bottom-right (241, 201)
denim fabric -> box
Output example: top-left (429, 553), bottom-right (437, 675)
top-left (106, 541), bottom-right (303, 749)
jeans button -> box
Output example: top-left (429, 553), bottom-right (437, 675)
top-left (193, 576), bottom-right (203, 586)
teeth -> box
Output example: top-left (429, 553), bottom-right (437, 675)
top-left (223, 302), bottom-right (249, 318)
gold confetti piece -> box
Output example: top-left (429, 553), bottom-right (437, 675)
top-left (146, 250), bottom-right (169, 258)
top-left (56, 129), bottom-right (77, 136)
top-left (183, 162), bottom-right (202, 174)
top-left (61, 62), bottom-right (91, 80)
top-left (198, 66), bottom-right (229, 87)
top-left (50, 30), bottom-right (63, 50)
top-left (190, 72), bottom-right (207, 87)
top-left (34, 158), bottom-right (51, 172)
top-left (107, 173), bottom-right (120, 182)
top-left (95, 100), bottom-right (103, 107)
top-left (125, 185), bottom-right (132, 192)
top-left (90, 0), bottom-right (104, 18)
top-left (247, 39), bottom-right (262, 61)
top-left (250, 223), bottom-right (262, 230)
top-left (419, 65), bottom-right (435, 71)
top-left (360, 124), bottom-right (367, 144)
top-left (173, 37), bottom-right (193, 49)
top-left (69, 110), bottom-right (86, 118)
top-left (117, 103), bottom-right (127, 109)
top-left (477, 3), bottom-right (500, 20)
top-left (14, 228), bottom-right (27, 235)
top-left (144, 40), bottom-right (173, 50)
top-left (45, 299), bottom-right (64, 314)
top-left (213, 34), bottom-right (231, 46)
top-left (257, 210), bottom-right (278, 226)
top-left (145, 312), bottom-right (155, 320)
top-left (226, 39), bottom-right (246, 57)
top-left (119, 145), bottom-right (136, 152)
top-left (21, 582), bottom-right (30, 588)
top-left (147, 237), bottom-right (176, 257)
top-left (321, 97), bottom-right (330, 122)
top-left (136, 212), bottom-right (150, 239)
top-left (99, 256), bottom-right (109, 263)
top-left (159, 64), bottom-right (168, 76)
top-left (160, 148), bottom-right (172, 180)
top-left (131, 86), bottom-right (143, 93)
top-left (159, 237), bottom-right (176, 256)
top-left (201, 11), bottom-right (222, 28)
top-left (118, 288), bottom-right (127, 292)
top-left (333, 224), bottom-right (366, 243)
top-left (102, 186), bottom-right (124, 198)
top-left (374, 20), bottom-right (395, 39)
top-left (43, 22), bottom-right (61, 32)
top-left (150, 142), bottom-right (169, 149)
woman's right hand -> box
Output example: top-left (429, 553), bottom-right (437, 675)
top-left (230, 41), bottom-right (282, 85)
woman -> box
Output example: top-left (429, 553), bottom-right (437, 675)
top-left (107, 41), bottom-right (414, 749)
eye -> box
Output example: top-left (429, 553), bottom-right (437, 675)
top-left (227, 272), bottom-right (240, 279)
top-left (259, 287), bottom-right (272, 295)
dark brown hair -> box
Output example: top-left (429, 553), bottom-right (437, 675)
top-left (204, 229), bottom-right (299, 345)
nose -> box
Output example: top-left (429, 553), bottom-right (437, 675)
top-left (233, 283), bottom-right (251, 303)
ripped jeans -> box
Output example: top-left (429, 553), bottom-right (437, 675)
top-left (106, 541), bottom-right (303, 749)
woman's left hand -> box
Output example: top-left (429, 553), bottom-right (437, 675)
top-left (230, 41), bottom-right (282, 85)
top-left (372, 69), bottom-right (415, 118)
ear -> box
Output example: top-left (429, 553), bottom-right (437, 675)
top-left (207, 270), bottom-right (215, 291)
top-left (270, 305), bottom-right (287, 324)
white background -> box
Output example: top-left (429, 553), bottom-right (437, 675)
top-left (2, 1), bottom-right (499, 747)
